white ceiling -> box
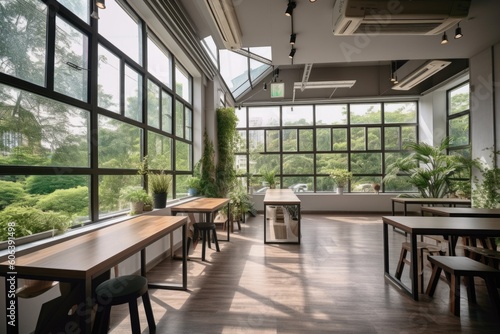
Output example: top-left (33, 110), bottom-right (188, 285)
top-left (183, 0), bottom-right (500, 67)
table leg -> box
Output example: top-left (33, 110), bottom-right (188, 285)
top-left (182, 222), bottom-right (187, 289)
top-left (410, 233), bottom-right (419, 301)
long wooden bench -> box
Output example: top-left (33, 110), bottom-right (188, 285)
top-left (426, 256), bottom-right (500, 317)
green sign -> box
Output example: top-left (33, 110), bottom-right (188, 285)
top-left (270, 83), bottom-right (284, 98)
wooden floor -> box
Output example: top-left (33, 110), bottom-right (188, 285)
top-left (108, 214), bottom-right (500, 333)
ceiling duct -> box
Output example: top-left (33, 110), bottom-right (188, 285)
top-left (333, 0), bottom-right (471, 35)
top-left (205, 0), bottom-right (242, 49)
top-left (392, 60), bottom-right (451, 91)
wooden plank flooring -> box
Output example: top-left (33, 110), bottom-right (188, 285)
top-left (108, 214), bottom-right (500, 333)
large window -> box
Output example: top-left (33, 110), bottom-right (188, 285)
top-left (236, 102), bottom-right (418, 193)
top-left (0, 0), bottom-right (193, 242)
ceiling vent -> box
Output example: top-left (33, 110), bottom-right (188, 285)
top-left (205, 0), bottom-right (242, 49)
top-left (333, 0), bottom-right (471, 35)
top-left (392, 60), bottom-right (451, 91)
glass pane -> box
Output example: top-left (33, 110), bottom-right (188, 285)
top-left (175, 141), bottom-right (191, 171)
top-left (176, 174), bottom-right (189, 199)
top-left (332, 128), bottom-right (348, 150)
top-left (283, 129), bottom-right (297, 152)
top-left (351, 153), bottom-right (382, 174)
top-left (54, 16), bottom-right (88, 102)
top-left (219, 50), bottom-right (248, 97)
top-left (316, 176), bottom-right (335, 192)
top-left (201, 36), bottom-right (218, 67)
top-left (299, 129), bottom-right (313, 151)
top-left (385, 152), bottom-right (408, 174)
top-left (99, 0), bottom-right (141, 64)
top-left (402, 126), bottom-right (417, 144)
top-left (367, 127), bottom-right (381, 150)
top-left (59, 0), bottom-right (89, 23)
top-left (315, 104), bottom-right (348, 125)
top-left (98, 45), bottom-right (120, 112)
top-left (449, 83), bottom-right (470, 115)
top-left (248, 107), bottom-right (280, 127)
top-left (282, 154), bottom-right (314, 174)
top-left (315, 153), bottom-right (348, 174)
top-left (283, 105), bottom-right (313, 126)
top-left (249, 130), bottom-right (265, 152)
top-left (351, 127), bottom-right (366, 150)
top-left (249, 58), bottom-right (271, 82)
top-left (352, 176), bottom-right (382, 193)
top-left (350, 103), bottom-right (381, 124)
top-left (175, 66), bottom-right (191, 103)
top-left (236, 107), bottom-right (247, 128)
top-left (384, 102), bottom-right (417, 123)
top-left (147, 131), bottom-right (172, 170)
top-left (98, 115), bottom-right (142, 169)
top-left (124, 65), bottom-right (142, 121)
top-left (282, 176), bottom-right (313, 192)
top-left (175, 100), bottom-right (184, 138)
top-left (185, 107), bottom-right (193, 141)
top-left (385, 127), bottom-right (400, 150)
top-left (0, 84), bottom-right (89, 167)
top-left (148, 80), bottom-right (160, 128)
top-left (235, 154), bottom-right (247, 174)
top-left (147, 35), bottom-right (171, 87)
top-left (0, 0), bottom-right (47, 86)
top-left (249, 154), bottom-right (280, 176)
top-left (0, 175), bottom-right (90, 241)
top-left (162, 91), bottom-right (173, 133)
top-left (384, 175), bottom-right (415, 192)
top-left (99, 175), bottom-right (142, 218)
top-left (449, 115), bottom-right (469, 146)
top-left (236, 130), bottom-right (247, 152)
top-left (316, 128), bottom-right (331, 151)
top-left (266, 130), bottom-right (280, 152)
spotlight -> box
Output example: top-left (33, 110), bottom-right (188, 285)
top-left (309, 0), bottom-right (317, 2)
top-left (96, 0), bottom-right (106, 9)
top-left (454, 24), bottom-right (462, 39)
top-left (90, 9), bottom-right (99, 19)
top-left (393, 75), bottom-right (398, 84)
top-left (289, 33), bottom-right (296, 45)
top-left (285, 1), bottom-right (296, 17)
top-left (289, 48), bottom-right (296, 58)
top-left (441, 32), bottom-right (448, 45)
top-left (264, 83), bottom-right (267, 91)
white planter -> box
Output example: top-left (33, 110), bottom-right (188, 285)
top-left (336, 187), bottom-right (344, 195)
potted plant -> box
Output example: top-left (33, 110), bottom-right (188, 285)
top-left (261, 169), bottom-right (277, 189)
top-left (120, 186), bottom-right (150, 215)
top-left (148, 172), bottom-right (172, 209)
top-left (186, 176), bottom-right (201, 196)
top-left (329, 169), bottom-right (352, 194)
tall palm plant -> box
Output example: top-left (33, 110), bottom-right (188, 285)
top-left (384, 137), bottom-right (473, 198)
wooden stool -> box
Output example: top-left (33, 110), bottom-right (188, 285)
top-left (395, 241), bottom-right (444, 292)
top-left (93, 275), bottom-right (155, 333)
top-left (193, 222), bottom-right (220, 261)
top-left (426, 256), bottom-right (500, 317)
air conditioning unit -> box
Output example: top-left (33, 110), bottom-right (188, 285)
top-left (332, 0), bottom-right (471, 35)
top-left (205, 0), bottom-right (242, 49)
top-left (392, 60), bottom-right (451, 90)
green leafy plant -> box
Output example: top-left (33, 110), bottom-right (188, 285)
top-left (261, 169), bottom-right (277, 188)
top-left (216, 107), bottom-right (238, 197)
top-left (148, 172), bottom-right (172, 195)
top-left (199, 131), bottom-right (218, 197)
top-left (329, 169), bottom-right (353, 188)
top-left (186, 176), bottom-right (201, 190)
top-left (383, 137), bottom-right (474, 198)
top-left (472, 149), bottom-right (500, 208)
top-left (120, 186), bottom-right (150, 203)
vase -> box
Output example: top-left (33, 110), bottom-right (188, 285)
top-left (188, 188), bottom-right (198, 196)
top-left (130, 201), bottom-right (144, 214)
top-left (153, 192), bottom-right (167, 209)
top-left (336, 187), bottom-right (344, 195)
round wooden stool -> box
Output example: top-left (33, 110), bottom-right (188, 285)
top-left (92, 275), bottom-right (155, 334)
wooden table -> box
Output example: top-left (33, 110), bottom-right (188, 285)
top-left (382, 216), bottom-right (500, 301)
top-left (263, 189), bottom-right (301, 244)
top-left (0, 214), bottom-right (188, 334)
top-left (170, 198), bottom-right (230, 256)
top-left (391, 197), bottom-right (471, 216)
top-left (421, 207), bottom-right (500, 217)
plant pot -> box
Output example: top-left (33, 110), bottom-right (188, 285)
top-left (188, 188), bottom-right (198, 196)
top-left (130, 201), bottom-right (144, 214)
top-left (153, 192), bottom-right (167, 209)
top-left (336, 187), bottom-right (344, 195)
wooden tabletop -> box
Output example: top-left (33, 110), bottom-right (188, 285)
top-left (0, 214), bottom-right (187, 281)
top-left (170, 197), bottom-right (229, 213)
top-left (263, 189), bottom-right (301, 205)
top-left (382, 216), bottom-right (500, 236)
top-left (391, 197), bottom-right (471, 205)
top-left (421, 207), bottom-right (500, 217)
